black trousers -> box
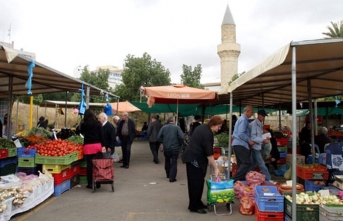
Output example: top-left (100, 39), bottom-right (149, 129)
top-left (232, 145), bottom-right (251, 181)
top-left (149, 141), bottom-right (160, 162)
top-left (85, 154), bottom-right (96, 186)
top-left (186, 162), bottom-right (206, 211)
top-left (121, 136), bottom-right (132, 166)
top-left (164, 150), bottom-right (179, 180)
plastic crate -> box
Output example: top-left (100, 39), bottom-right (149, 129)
top-left (52, 167), bottom-right (74, 185)
top-left (285, 214), bottom-right (292, 221)
top-left (304, 179), bottom-right (325, 192)
top-left (0, 163), bottom-right (17, 176)
top-left (70, 175), bottom-right (80, 187)
top-left (17, 148), bottom-right (37, 158)
top-left (71, 164), bottom-right (80, 176)
top-left (280, 152), bottom-right (287, 158)
top-left (42, 164), bottom-right (70, 174)
top-left (18, 157), bottom-right (36, 167)
top-left (319, 204), bottom-right (343, 221)
top-left (284, 196), bottom-right (319, 221)
top-left (79, 167), bottom-right (87, 176)
top-left (0, 149), bottom-right (9, 159)
top-left (277, 146), bottom-right (287, 152)
top-left (79, 159), bottom-right (87, 168)
top-left (79, 175), bottom-right (87, 184)
top-left (296, 164), bottom-right (329, 180)
top-left (17, 166), bottom-right (38, 175)
top-left (53, 179), bottom-right (71, 196)
top-left (254, 186), bottom-right (284, 212)
top-left (255, 203), bottom-right (284, 221)
top-left (276, 138), bottom-right (288, 147)
top-left (35, 151), bottom-right (78, 165)
top-left (78, 150), bottom-right (83, 160)
top-left (0, 156), bottom-right (17, 167)
top-left (7, 148), bottom-right (17, 157)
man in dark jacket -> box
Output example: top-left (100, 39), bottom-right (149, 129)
top-left (158, 116), bottom-right (184, 182)
top-left (98, 112), bottom-right (116, 155)
top-left (147, 115), bottom-right (163, 164)
top-left (116, 112), bottom-right (136, 169)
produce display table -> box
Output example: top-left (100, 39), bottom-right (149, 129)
top-left (0, 178), bottom-right (54, 221)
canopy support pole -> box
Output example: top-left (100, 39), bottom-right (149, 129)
top-left (278, 104), bottom-right (282, 131)
top-left (291, 45), bottom-right (297, 221)
top-left (307, 79), bottom-right (316, 163)
top-left (227, 92), bottom-right (233, 179)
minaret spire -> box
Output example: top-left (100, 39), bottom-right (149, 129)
top-left (217, 4), bottom-right (241, 94)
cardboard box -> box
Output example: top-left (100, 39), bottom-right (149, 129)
top-left (286, 154), bottom-right (305, 166)
top-left (333, 180), bottom-right (343, 190)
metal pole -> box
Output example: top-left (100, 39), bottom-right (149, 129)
top-left (227, 92), bottom-right (233, 179)
top-left (307, 79), bottom-right (315, 163)
top-left (291, 46), bottom-right (297, 221)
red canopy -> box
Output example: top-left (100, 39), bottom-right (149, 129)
top-left (109, 101), bottom-right (141, 113)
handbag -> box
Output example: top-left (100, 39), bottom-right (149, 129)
top-left (115, 138), bottom-right (121, 147)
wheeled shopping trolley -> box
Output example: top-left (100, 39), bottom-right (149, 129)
top-left (92, 158), bottom-right (115, 193)
top-left (206, 168), bottom-right (234, 216)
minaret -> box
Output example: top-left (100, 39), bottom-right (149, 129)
top-left (217, 5), bottom-right (241, 94)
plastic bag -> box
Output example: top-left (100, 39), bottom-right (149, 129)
top-left (239, 196), bottom-right (254, 215)
top-left (112, 152), bottom-right (120, 162)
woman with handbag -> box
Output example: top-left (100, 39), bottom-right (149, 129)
top-left (182, 116), bottom-right (222, 214)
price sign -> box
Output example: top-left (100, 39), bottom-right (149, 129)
top-left (312, 173), bottom-right (323, 179)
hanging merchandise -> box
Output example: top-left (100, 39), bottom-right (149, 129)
top-left (25, 60), bottom-right (35, 95)
top-left (78, 83), bottom-right (87, 115)
top-left (103, 93), bottom-right (113, 116)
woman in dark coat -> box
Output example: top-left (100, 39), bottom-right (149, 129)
top-left (80, 109), bottom-right (106, 189)
top-left (182, 116), bottom-right (222, 214)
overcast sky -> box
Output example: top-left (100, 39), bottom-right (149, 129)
top-left (0, 0), bottom-right (342, 84)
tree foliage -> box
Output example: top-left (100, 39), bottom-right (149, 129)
top-left (114, 52), bottom-right (171, 101)
top-left (180, 64), bottom-right (204, 89)
top-left (17, 94), bottom-right (43, 105)
top-left (322, 21), bottom-right (343, 38)
top-left (79, 66), bottom-right (111, 103)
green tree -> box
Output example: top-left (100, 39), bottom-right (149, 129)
top-left (322, 21), bottom-right (343, 38)
top-left (114, 53), bottom-right (171, 101)
top-left (180, 64), bottom-right (204, 89)
top-left (17, 94), bottom-right (43, 105)
top-left (79, 66), bottom-right (111, 102)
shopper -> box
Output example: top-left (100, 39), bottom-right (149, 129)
top-left (158, 116), bottom-right (184, 182)
top-left (147, 115), bottom-right (162, 164)
top-left (80, 109), bottom-right (106, 189)
top-left (249, 109), bottom-right (272, 181)
top-left (231, 105), bottom-right (255, 182)
top-left (189, 115), bottom-right (201, 136)
top-left (37, 116), bottom-right (48, 129)
top-left (182, 115), bottom-right (222, 214)
top-left (98, 112), bottom-right (116, 155)
top-left (116, 112), bottom-right (136, 169)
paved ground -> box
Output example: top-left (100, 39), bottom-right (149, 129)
top-left (11, 140), bottom-right (282, 221)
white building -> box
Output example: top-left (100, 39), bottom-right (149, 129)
top-left (95, 65), bottom-right (123, 90)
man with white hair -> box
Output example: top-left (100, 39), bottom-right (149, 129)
top-left (98, 112), bottom-right (116, 155)
top-left (315, 127), bottom-right (333, 153)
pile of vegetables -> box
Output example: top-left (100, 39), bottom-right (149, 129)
top-left (22, 134), bottom-right (48, 145)
top-left (66, 135), bottom-right (84, 144)
top-left (285, 192), bottom-right (343, 205)
top-left (0, 188), bottom-right (28, 212)
top-left (0, 138), bottom-right (16, 149)
top-left (214, 133), bottom-right (229, 147)
top-left (25, 127), bottom-right (52, 138)
top-left (26, 139), bottom-right (82, 157)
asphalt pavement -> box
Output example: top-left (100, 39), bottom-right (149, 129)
top-left (11, 140), bottom-right (258, 221)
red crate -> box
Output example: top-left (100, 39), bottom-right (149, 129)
top-left (52, 167), bottom-right (74, 185)
top-left (213, 147), bottom-right (222, 160)
top-left (79, 167), bottom-right (87, 176)
top-left (277, 158), bottom-right (286, 164)
top-left (0, 149), bottom-right (9, 159)
top-left (71, 164), bottom-right (80, 176)
top-left (276, 138), bottom-right (288, 147)
top-left (254, 203), bottom-right (284, 221)
top-left (296, 164), bottom-right (328, 180)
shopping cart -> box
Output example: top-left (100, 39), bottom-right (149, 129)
top-left (92, 158), bottom-right (115, 193)
top-left (206, 165), bottom-right (234, 216)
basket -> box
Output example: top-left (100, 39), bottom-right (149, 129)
top-left (7, 148), bottom-right (17, 157)
top-left (304, 179), bottom-right (326, 192)
top-left (53, 179), bottom-right (71, 196)
top-left (0, 149), bottom-right (9, 159)
top-left (254, 186), bottom-right (284, 212)
top-left (18, 157), bottom-right (36, 168)
top-left (70, 175), bottom-right (80, 187)
top-left (17, 166), bottom-right (38, 175)
top-left (0, 163), bottom-right (17, 176)
top-left (284, 196), bottom-right (319, 221)
top-left (17, 148), bottom-right (37, 158)
top-left (319, 204), bottom-right (343, 221)
top-left (35, 151), bottom-right (78, 165)
top-left (255, 203), bottom-right (284, 221)
top-left (297, 164), bottom-right (329, 180)
top-left (42, 164), bottom-right (70, 174)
